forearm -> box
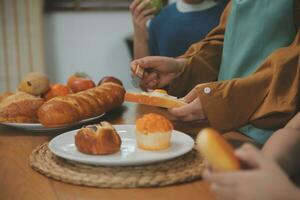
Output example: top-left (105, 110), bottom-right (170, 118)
top-left (262, 113), bottom-right (300, 176)
top-left (133, 35), bottom-right (150, 59)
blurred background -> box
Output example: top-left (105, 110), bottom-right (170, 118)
top-left (0, 0), bottom-right (171, 93)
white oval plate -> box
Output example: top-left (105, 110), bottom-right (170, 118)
top-left (49, 124), bottom-right (194, 166)
top-left (0, 114), bottom-right (105, 131)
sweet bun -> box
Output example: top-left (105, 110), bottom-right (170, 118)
top-left (75, 122), bottom-right (121, 155)
top-left (136, 113), bottom-right (173, 150)
top-left (196, 128), bottom-right (240, 171)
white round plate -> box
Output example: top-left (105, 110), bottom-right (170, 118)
top-left (0, 114), bottom-right (105, 131)
top-left (49, 124), bottom-right (194, 166)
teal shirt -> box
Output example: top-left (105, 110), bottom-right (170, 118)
top-left (218, 0), bottom-right (296, 144)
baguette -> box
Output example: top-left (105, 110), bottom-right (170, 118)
top-left (125, 91), bottom-right (187, 109)
top-left (38, 82), bottom-right (125, 127)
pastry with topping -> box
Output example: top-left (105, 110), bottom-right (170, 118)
top-left (136, 113), bottom-right (173, 150)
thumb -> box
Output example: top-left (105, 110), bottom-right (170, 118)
top-left (235, 143), bottom-right (265, 169)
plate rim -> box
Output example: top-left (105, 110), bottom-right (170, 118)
top-left (48, 124), bottom-right (195, 166)
top-left (0, 113), bottom-right (105, 130)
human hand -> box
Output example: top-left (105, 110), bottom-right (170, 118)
top-left (130, 0), bottom-right (156, 40)
top-left (131, 56), bottom-right (187, 90)
top-left (203, 144), bottom-right (300, 200)
top-left (168, 87), bottom-right (207, 122)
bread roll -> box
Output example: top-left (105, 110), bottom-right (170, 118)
top-left (75, 122), bottom-right (121, 155)
top-left (38, 82), bottom-right (125, 127)
top-left (0, 92), bottom-right (45, 123)
top-left (196, 128), bottom-right (240, 171)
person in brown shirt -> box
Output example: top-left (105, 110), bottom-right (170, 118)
top-left (131, 0), bottom-right (300, 144)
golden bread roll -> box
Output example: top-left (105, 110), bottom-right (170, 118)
top-left (0, 92), bottom-right (45, 123)
top-left (196, 128), bottom-right (241, 171)
top-left (136, 113), bottom-right (173, 150)
top-left (0, 92), bottom-right (13, 103)
top-left (38, 82), bottom-right (125, 127)
top-left (125, 90), bottom-right (186, 109)
top-left (75, 122), bottom-right (121, 155)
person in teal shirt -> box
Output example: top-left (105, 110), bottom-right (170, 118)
top-left (130, 0), bottom-right (300, 145)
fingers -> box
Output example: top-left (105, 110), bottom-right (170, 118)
top-left (235, 143), bottom-right (265, 168)
top-left (182, 87), bottom-right (198, 103)
top-left (129, 0), bottom-right (141, 14)
top-left (211, 183), bottom-right (238, 200)
top-left (169, 98), bottom-right (205, 121)
top-left (134, 0), bottom-right (151, 18)
top-left (139, 72), bottom-right (158, 89)
top-left (169, 101), bottom-right (197, 118)
top-left (203, 170), bottom-right (240, 187)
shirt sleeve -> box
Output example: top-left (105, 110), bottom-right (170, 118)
top-left (196, 30), bottom-right (300, 132)
top-left (148, 19), bottom-right (159, 56)
top-left (167, 1), bottom-right (232, 97)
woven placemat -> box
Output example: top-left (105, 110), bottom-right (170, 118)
top-left (30, 143), bottom-right (204, 188)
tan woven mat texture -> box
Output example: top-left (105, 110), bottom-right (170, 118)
top-left (30, 143), bottom-right (204, 188)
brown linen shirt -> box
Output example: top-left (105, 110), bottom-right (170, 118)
top-left (168, 0), bottom-right (300, 133)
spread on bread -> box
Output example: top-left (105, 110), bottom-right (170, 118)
top-left (125, 89), bottom-right (187, 109)
top-left (75, 122), bottom-right (121, 155)
top-left (136, 113), bottom-right (173, 150)
top-left (196, 128), bottom-right (241, 171)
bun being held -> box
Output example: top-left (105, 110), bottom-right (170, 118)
top-left (196, 128), bottom-right (241, 171)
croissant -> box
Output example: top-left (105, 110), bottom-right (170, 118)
top-left (38, 82), bottom-right (125, 127)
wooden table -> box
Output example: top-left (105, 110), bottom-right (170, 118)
top-left (0, 102), bottom-right (252, 200)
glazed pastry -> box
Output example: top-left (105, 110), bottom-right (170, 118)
top-left (125, 89), bottom-right (186, 109)
top-left (75, 122), bottom-right (121, 155)
top-left (136, 113), bottom-right (173, 150)
top-left (0, 91), bottom-right (45, 123)
top-left (196, 128), bottom-right (241, 171)
top-left (38, 82), bottom-right (125, 127)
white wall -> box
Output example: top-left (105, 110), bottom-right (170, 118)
top-left (44, 11), bottom-right (134, 89)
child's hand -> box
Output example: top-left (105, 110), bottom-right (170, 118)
top-left (168, 87), bottom-right (207, 122)
top-left (131, 56), bottom-right (187, 90)
top-left (130, 0), bottom-right (156, 39)
top-left (203, 144), bottom-right (300, 200)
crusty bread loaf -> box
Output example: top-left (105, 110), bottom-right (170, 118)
top-left (196, 128), bottom-right (240, 171)
top-left (38, 82), bottom-right (125, 127)
top-left (125, 91), bottom-right (186, 109)
top-left (0, 92), bottom-right (45, 123)
top-left (75, 122), bottom-right (121, 155)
